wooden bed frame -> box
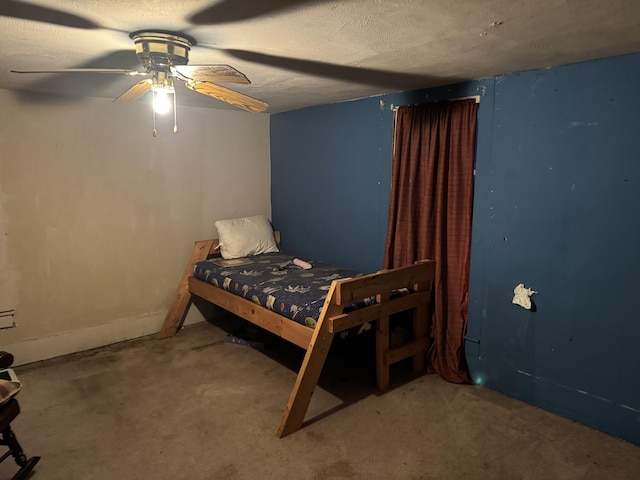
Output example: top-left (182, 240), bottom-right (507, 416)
top-left (158, 232), bottom-right (436, 437)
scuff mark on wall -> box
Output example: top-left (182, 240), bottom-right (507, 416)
top-left (0, 187), bottom-right (18, 314)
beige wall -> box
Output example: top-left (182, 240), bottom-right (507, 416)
top-left (0, 90), bottom-right (271, 364)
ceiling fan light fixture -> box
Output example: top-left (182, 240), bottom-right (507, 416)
top-left (149, 72), bottom-right (178, 135)
top-left (150, 69), bottom-right (175, 115)
top-left (152, 88), bottom-right (173, 114)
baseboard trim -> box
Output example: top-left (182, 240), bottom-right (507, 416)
top-left (467, 355), bottom-right (640, 445)
top-left (4, 307), bottom-right (205, 367)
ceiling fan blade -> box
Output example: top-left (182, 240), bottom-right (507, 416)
top-left (113, 79), bottom-right (153, 103)
top-left (11, 68), bottom-right (145, 75)
top-left (223, 49), bottom-right (440, 89)
top-left (185, 81), bottom-right (268, 113)
top-left (11, 49), bottom-right (144, 76)
top-left (0, 0), bottom-right (101, 29)
top-left (172, 65), bottom-right (250, 84)
top-left (188, 0), bottom-right (327, 25)
top-left (10, 50), bottom-right (147, 100)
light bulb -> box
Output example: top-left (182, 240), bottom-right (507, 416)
top-left (153, 90), bottom-right (171, 114)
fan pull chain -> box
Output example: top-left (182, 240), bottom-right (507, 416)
top-left (152, 90), bottom-right (158, 137)
top-left (173, 89), bottom-right (178, 134)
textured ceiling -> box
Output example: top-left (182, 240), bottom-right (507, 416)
top-left (1, 0), bottom-right (640, 113)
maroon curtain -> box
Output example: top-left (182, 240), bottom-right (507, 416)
top-left (384, 99), bottom-right (478, 383)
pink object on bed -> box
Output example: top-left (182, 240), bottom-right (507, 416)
top-left (293, 258), bottom-right (312, 269)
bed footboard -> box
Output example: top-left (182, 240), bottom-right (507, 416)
top-left (331, 260), bottom-right (435, 390)
top-left (278, 259), bottom-right (435, 437)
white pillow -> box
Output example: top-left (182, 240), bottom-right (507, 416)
top-left (215, 215), bottom-right (279, 259)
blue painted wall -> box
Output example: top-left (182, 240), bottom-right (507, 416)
top-left (270, 52), bottom-right (640, 444)
top-left (270, 82), bottom-right (492, 272)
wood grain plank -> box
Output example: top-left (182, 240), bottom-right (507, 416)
top-left (329, 292), bottom-right (428, 333)
top-left (158, 239), bottom-right (216, 338)
top-left (278, 283), bottom-right (340, 438)
top-left (335, 260), bottom-right (435, 304)
top-left (188, 277), bottom-right (312, 349)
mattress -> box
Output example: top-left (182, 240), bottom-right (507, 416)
top-left (192, 252), bottom-right (371, 328)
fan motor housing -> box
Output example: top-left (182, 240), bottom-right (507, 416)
top-left (130, 31), bottom-right (196, 71)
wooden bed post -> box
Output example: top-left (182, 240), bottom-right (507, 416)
top-left (158, 239), bottom-right (217, 338)
top-left (373, 260), bottom-right (435, 392)
top-left (375, 293), bottom-right (391, 391)
top-left (412, 294), bottom-right (429, 375)
top-left (411, 261), bottom-right (435, 375)
top-left (277, 286), bottom-right (342, 438)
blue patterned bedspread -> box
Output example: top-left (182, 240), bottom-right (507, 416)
top-left (192, 252), bottom-right (370, 328)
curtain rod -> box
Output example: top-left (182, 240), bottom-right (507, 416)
top-left (390, 95), bottom-right (480, 111)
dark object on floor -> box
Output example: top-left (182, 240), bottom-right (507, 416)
top-left (225, 333), bottom-right (265, 348)
top-left (0, 351), bottom-right (40, 480)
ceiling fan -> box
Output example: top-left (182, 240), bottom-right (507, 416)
top-left (11, 30), bottom-right (269, 135)
top-left (4, 0), bottom-right (436, 134)
top-left (4, 0), bottom-right (325, 124)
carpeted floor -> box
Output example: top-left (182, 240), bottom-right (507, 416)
top-left (2, 313), bottom-right (639, 480)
